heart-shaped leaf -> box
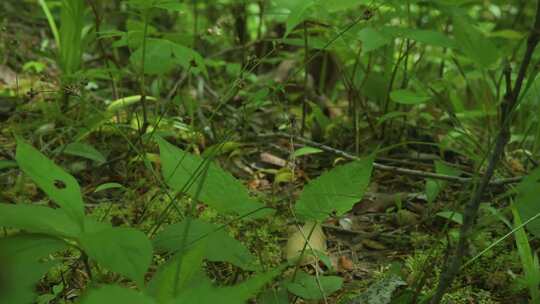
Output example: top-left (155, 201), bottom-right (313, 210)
top-left (295, 156), bottom-right (374, 221)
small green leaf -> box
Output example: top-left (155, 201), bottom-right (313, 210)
top-left (0, 204), bottom-right (81, 238)
top-left (390, 89), bottom-right (431, 105)
top-left (79, 227), bottom-right (153, 287)
top-left (0, 160), bottom-right (17, 170)
top-left (436, 211), bottom-right (463, 225)
top-left (80, 285), bottom-right (155, 304)
top-left (16, 140), bottom-right (85, 227)
top-left (154, 218), bottom-right (258, 270)
top-left (286, 271), bottom-right (343, 300)
top-left (94, 182), bottom-right (124, 193)
top-left (293, 147), bottom-right (323, 157)
top-left (295, 156), bottom-right (374, 221)
top-left (61, 142), bottom-right (106, 164)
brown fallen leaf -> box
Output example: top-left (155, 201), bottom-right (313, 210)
top-left (338, 255), bottom-right (354, 272)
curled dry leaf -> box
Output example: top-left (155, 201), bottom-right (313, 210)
top-left (285, 221), bottom-right (327, 266)
top-left (260, 152), bottom-right (287, 167)
top-left (338, 255), bottom-right (354, 272)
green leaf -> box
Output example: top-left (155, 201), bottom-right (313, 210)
top-left (0, 160), bottom-right (17, 170)
top-left (286, 271), bottom-right (343, 300)
top-left (390, 89), bottom-right (431, 105)
top-left (357, 27), bottom-right (392, 53)
top-left (295, 156), bottom-right (374, 221)
top-left (172, 266), bottom-right (284, 304)
top-left (293, 147), bottom-right (323, 157)
top-left (425, 161), bottom-right (462, 204)
top-left (80, 285), bottom-right (155, 304)
top-left (0, 234), bottom-right (67, 304)
top-left (170, 42), bottom-right (208, 77)
top-left (130, 38), bottom-right (175, 75)
top-left (157, 137), bottom-right (269, 218)
top-left (145, 244), bottom-right (207, 303)
top-left (106, 95), bottom-right (157, 112)
top-left (515, 167), bottom-right (540, 238)
top-left (61, 142), bottom-right (106, 164)
top-left (0, 204), bottom-right (81, 238)
top-left (154, 218), bottom-right (258, 270)
top-left (94, 182), bottom-right (124, 193)
top-left (436, 211), bottom-right (463, 225)
top-left (284, 1), bottom-right (316, 37)
top-left (16, 140), bottom-right (85, 227)
top-left (79, 227), bottom-right (153, 287)
top-left (452, 15), bottom-right (500, 69)
top-left (383, 26), bottom-right (456, 48)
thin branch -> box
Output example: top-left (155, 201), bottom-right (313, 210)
top-left (261, 132), bottom-right (523, 186)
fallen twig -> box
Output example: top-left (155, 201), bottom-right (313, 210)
top-left (260, 132), bottom-right (523, 186)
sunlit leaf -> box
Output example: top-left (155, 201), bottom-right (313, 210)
top-left (295, 156), bottom-right (374, 221)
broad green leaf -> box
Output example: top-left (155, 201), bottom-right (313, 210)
top-left (514, 167), bottom-right (540, 238)
top-left (358, 27), bottom-right (392, 53)
top-left (390, 89), bottom-right (431, 105)
top-left (286, 271), bottom-right (343, 300)
top-left (295, 156), bottom-right (374, 221)
top-left (294, 147), bottom-right (323, 157)
top-left (16, 140), bottom-right (85, 227)
top-left (61, 142), bottom-right (106, 164)
top-left (172, 266), bottom-right (284, 304)
top-left (453, 15), bottom-right (500, 69)
top-left (154, 218), bottom-right (258, 270)
top-left (170, 42), bottom-right (208, 77)
top-left (0, 204), bottom-right (81, 238)
top-left (145, 244), bottom-right (206, 303)
top-left (79, 227), bottom-right (153, 287)
top-left (94, 182), bottom-right (124, 192)
top-left (284, 1), bottom-right (316, 37)
top-left (383, 27), bottom-right (456, 49)
top-left (130, 38), bottom-right (175, 75)
top-left (80, 285), bottom-right (155, 304)
top-left (157, 137), bottom-right (269, 218)
top-left (0, 234), bottom-right (67, 304)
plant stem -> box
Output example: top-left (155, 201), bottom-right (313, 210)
top-left (429, 2), bottom-right (540, 303)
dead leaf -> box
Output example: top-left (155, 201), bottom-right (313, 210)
top-left (0, 65), bottom-right (17, 87)
top-left (338, 255), bottom-right (354, 272)
top-left (285, 221), bottom-right (327, 266)
top-left (260, 152), bottom-right (287, 167)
